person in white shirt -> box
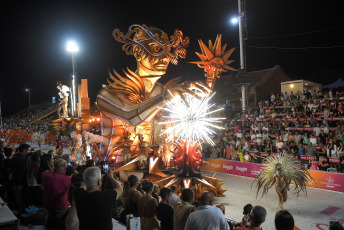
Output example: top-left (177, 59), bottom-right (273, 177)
top-left (184, 192), bottom-right (230, 230)
top-left (314, 123), bottom-right (321, 137)
top-left (321, 124), bottom-right (329, 134)
top-left (169, 185), bottom-right (181, 208)
top-left (255, 131), bottom-right (262, 144)
top-left (271, 92), bottom-right (275, 103)
top-left (310, 134), bottom-right (317, 146)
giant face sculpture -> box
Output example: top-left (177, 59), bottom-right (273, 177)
top-left (113, 24), bottom-right (189, 78)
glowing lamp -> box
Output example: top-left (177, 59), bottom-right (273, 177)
top-left (290, 84), bottom-right (294, 88)
top-left (97, 118), bottom-right (100, 121)
top-left (66, 41), bottom-right (79, 53)
top-left (231, 17), bottom-right (238, 24)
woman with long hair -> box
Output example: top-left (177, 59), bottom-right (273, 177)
top-left (36, 153), bottom-right (53, 185)
top-left (119, 175), bottom-right (142, 224)
top-left (26, 151), bottom-right (43, 207)
top-left (137, 179), bottom-right (160, 230)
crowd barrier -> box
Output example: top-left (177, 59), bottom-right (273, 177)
top-left (201, 158), bottom-right (344, 193)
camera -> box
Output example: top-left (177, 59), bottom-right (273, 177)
top-left (67, 162), bottom-right (73, 166)
top-left (100, 161), bottom-right (109, 174)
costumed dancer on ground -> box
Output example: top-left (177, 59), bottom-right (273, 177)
top-left (254, 154), bottom-right (315, 209)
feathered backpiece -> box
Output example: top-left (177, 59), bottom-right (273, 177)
top-left (254, 154), bottom-right (315, 199)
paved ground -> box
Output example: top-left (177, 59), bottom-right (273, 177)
top-left (202, 170), bottom-right (344, 230)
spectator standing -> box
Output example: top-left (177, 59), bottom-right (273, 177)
top-left (275, 210), bottom-right (295, 230)
top-left (41, 159), bottom-right (71, 230)
top-left (156, 187), bottom-right (174, 230)
top-left (236, 205), bottom-right (267, 230)
top-left (0, 141), bottom-right (5, 185)
top-left (26, 151), bottom-right (43, 207)
top-left (10, 143), bottom-right (30, 211)
top-left (173, 188), bottom-right (196, 230)
top-left (75, 167), bottom-right (122, 230)
top-left (169, 185), bottom-right (181, 208)
top-left (152, 184), bottom-right (160, 204)
top-left (119, 175), bottom-right (142, 224)
top-left (137, 179), bottom-right (160, 230)
top-left (184, 192), bottom-right (229, 230)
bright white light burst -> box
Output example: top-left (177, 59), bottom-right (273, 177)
top-left (160, 91), bottom-right (225, 145)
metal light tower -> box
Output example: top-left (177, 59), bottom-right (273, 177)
top-left (232, 0), bottom-right (249, 112)
top-left (66, 41), bottom-right (79, 117)
top-left (25, 88), bottom-right (31, 108)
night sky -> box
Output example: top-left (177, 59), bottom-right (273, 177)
top-left (2, 0), bottom-right (344, 117)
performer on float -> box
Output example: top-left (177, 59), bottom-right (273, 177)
top-left (57, 82), bottom-right (70, 118)
top-left (137, 133), bottom-right (152, 169)
top-left (254, 154), bottom-right (315, 209)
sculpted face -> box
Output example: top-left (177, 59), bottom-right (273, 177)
top-left (136, 41), bottom-right (171, 77)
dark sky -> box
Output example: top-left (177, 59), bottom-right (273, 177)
top-left (2, 0), bottom-right (344, 116)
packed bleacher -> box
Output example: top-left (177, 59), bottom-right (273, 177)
top-left (3, 102), bottom-right (57, 132)
top-left (204, 89), bottom-right (344, 174)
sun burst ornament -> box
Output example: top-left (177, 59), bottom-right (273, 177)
top-left (190, 34), bottom-right (236, 90)
top-left (159, 90), bottom-right (225, 145)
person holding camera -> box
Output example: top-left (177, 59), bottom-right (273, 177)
top-left (235, 205), bottom-right (267, 230)
top-left (74, 167), bottom-right (122, 230)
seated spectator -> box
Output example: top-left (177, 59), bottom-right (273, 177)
top-left (319, 156), bottom-right (330, 171)
top-left (156, 187), bottom-right (174, 230)
top-left (309, 156), bottom-right (319, 170)
top-left (173, 188), bottom-right (196, 230)
top-left (18, 208), bottom-right (49, 230)
top-left (169, 185), bottom-right (181, 208)
top-left (137, 179), bottom-right (160, 230)
top-left (305, 142), bottom-right (316, 156)
top-left (74, 167), bottom-right (122, 230)
top-left (297, 143), bottom-right (305, 156)
top-left (231, 203), bottom-right (253, 228)
top-left (184, 192), bottom-right (229, 230)
top-left (275, 210), bottom-right (295, 230)
top-left (243, 150), bottom-right (251, 162)
top-left (309, 134), bottom-right (317, 146)
top-left (235, 205), bottom-right (267, 230)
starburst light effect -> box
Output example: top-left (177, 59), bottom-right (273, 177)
top-left (159, 91), bottom-right (225, 145)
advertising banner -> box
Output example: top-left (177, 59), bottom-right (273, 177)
top-left (201, 158), bottom-right (344, 193)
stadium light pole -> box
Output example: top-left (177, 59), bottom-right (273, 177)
top-left (25, 88), bottom-right (31, 108)
top-left (66, 41), bottom-right (79, 117)
top-left (231, 0), bottom-right (248, 112)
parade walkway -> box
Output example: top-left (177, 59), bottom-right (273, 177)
top-left (202, 170), bottom-right (344, 230)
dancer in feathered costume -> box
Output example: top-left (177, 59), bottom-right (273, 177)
top-left (254, 154), bottom-right (315, 209)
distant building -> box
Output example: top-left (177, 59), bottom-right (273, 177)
top-left (281, 80), bottom-right (321, 96)
top-left (213, 65), bottom-right (292, 104)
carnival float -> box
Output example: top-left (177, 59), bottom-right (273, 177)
top-left (94, 24), bottom-right (237, 198)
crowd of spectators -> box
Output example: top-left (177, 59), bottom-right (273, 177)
top-left (1, 141), bottom-right (344, 229)
top-left (205, 89), bottom-right (344, 173)
top-left (3, 102), bottom-right (55, 132)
